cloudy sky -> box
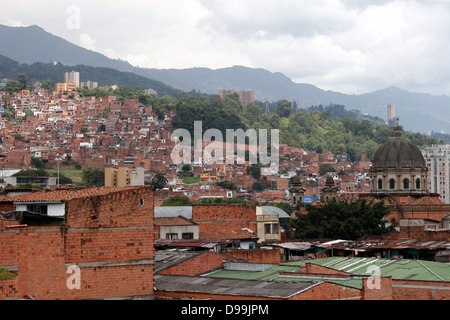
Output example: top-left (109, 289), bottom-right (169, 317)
top-left (1, 0), bottom-right (450, 95)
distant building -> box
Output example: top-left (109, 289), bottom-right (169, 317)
top-left (239, 90), bottom-right (255, 107)
top-left (104, 167), bottom-right (145, 187)
top-left (54, 82), bottom-right (76, 93)
top-left (80, 80), bottom-right (98, 89)
top-left (64, 71), bottom-right (80, 88)
top-left (387, 104), bottom-right (399, 126)
top-left (219, 89), bottom-right (235, 99)
top-left (421, 144), bottom-right (450, 204)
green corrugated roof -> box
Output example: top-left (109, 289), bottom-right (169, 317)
top-left (205, 257), bottom-right (450, 292)
top-left (305, 257), bottom-right (450, 282)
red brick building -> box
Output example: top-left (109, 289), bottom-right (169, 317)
top-left (0, 186), bottom-right (154, 300)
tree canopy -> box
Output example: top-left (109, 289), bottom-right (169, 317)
top-left (290, 198), bottom-right (394, 240)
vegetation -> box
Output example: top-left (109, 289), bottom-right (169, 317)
top-left (12, 168), bottom-right (72, 185)
top-left (290, 198), bottom-right (395, 240)
top-left (0, 54), bottom-right (181, 98)
top-left (0, 268), bottom-right (16, 281)
top-left (81, 168), bottom-right (104, 187)
top-left (161, 195), bottom-right (193, 206)
top-left (170, 93), bottom-right (440, 162)
top-left (150, 171), bottom-right (168, 190)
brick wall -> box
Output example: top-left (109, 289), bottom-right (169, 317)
top-left (392, 279), bottom-right (450, 300)
top-left (0, 186), bottom-right (155, 300)
top-left (192, 204), bottom-right (257, 232)
top-left (291, 282), bottom-right (362, 300)
top-left (300, 262), bottom-right (350, 276)
top-left (222, 249), bottom-right (281, 264)
top-left (384, 226), bottom-right (450, 241)
top-left (362, 277), bottom-right (393, 300)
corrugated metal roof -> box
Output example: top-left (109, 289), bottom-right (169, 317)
top-left (155, 206), bottom-right (193, 219)
top-left (155, 274), bottom-right (318, 298)
top-left (308, 257), bottom-right (450, 282)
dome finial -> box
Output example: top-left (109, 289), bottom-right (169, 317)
top-left (394, 126), bottom-right (402, 138)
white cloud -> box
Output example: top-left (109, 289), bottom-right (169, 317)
top-left (79, 33), bottom-right (97, 51)
top-left (2, 0), bottom-right (450, 95)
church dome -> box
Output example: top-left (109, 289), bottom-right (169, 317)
top-left (372, 126), bottom-right (426, 169)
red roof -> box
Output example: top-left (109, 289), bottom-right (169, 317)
top-left (155, 215), bottom-right (197, 226)
top-left (0, 186), bottom-right (152, 203)
top-left (199, 229), bottom-right (258, 240)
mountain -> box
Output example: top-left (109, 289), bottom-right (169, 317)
top-left (0, 54), bottom-right (181, 98)
top-left (1, 24), bottom-right (449, 133)
top-left (136, 66), bottom-right (450, 133)
top-left (0, 24), bottom-right (134, 72)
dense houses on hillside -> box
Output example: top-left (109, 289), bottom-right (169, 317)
top-left (1, 78), bottom-right (449, 301)
top-left (0, 82), bottom-right (374, 203)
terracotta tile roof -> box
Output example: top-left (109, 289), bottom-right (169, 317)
top-left (199, 229), bottom-right (258, 240)
top-left (0, 186), bottom-right (152, 203)
top-left (155, 215), bottom-right (197, 226)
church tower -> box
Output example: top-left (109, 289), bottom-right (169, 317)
top-left (288, 175), bottom-right (306, 217)
top-left (320, 175), bottom-right (339, 201)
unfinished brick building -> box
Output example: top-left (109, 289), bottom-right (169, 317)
top-left (0, 186), bottom-right (154, 300)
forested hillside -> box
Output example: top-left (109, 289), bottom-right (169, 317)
top-left (170, 92), bottom-right (440, 162)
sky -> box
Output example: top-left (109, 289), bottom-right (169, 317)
top-left (1, 0), bottom-right (450, 96)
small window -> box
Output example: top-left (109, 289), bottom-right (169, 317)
top-left (140, 198), bottom-right (145, 206)
top-left (264, 223), bottom-right (271, 234)
top-left (166, 233), bottom-right (178, 239)
top-left (416, 179), bottom-right (421, 189)
top-left (389, 179), bottom-right (395, 190)
top-left (378, 179), bottom-right (383, 190)
top-left (27, 204), bottom-right (48, 215)
top-left (403, 179), bottom-right (409, 190)
top-left (182, 233), bottom-right (194, 240)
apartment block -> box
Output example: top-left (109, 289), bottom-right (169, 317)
top-left (422, 144), bottom-right (450, 204)
top-left (64, 71), bottom-right (80, 88)
top-left (104, 167), bottom-right (145, 187)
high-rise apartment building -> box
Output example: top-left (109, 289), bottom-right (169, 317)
top-left (105, 167), bottom-right (145, 187)
top-left (421, 144), bottom-right (450, 204)
top-left (238, 90), bottom-right (255, 107)
top-left (219, 89), bottom-right (235, 99)
top-left (387, 104), bottom-right (395, 121)
top-left (64, 71), bottom-right (80, 88)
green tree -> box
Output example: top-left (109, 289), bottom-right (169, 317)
top-left (18, 74), bottom-right (28, 91)
top-left (151, 171), bottom-right (168, 190)
top-left (252, 181), bottom-right (265, 192)
top-left (82, 168), bottom-right (105, 186)
top-left (161, 195), bottom-right (192, 206)
top-left (41, 80), bottom-right (51, 91)
top-left (290, 198), bottom-right (394, 240)
top-left (181, 164), bottom-right (192, 175)
top-left (319, 163), bottom-right (336, 176)
top-left (275, 100), bottom-right (292, 118)
top-left (246, 163), bottom-right (261, 180)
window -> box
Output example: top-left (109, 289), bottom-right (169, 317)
top-left (389, 179), bottom-right (395, 190)
top-left (416, 178), bottom-right (421, 189)
top-left (403, 179), bottom-right (409, 190)
top-left (265, 223), bottom-right (271, 234)
top-left (140, 198), bottom-right (145, 206)
top-left (378, 179), bottom-right (383, 190)
top-left (166, 233), bottom-right (178, 239)
top-left (26, 204), bottom-right (48, 215)
top-left (265, 223), bottom-right (279, 234)
top-left (182, 233), bottom-right (194, 240)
